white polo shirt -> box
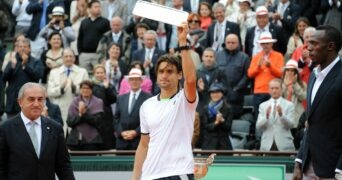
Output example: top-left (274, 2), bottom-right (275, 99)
top-left (140, 89), bottom-right (198, 180)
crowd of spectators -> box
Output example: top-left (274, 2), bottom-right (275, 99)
top-left (0, 0), bottom-right (341, 151)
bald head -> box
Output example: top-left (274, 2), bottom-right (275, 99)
top-left (111, 16), bottom-right (124, 33)
top-left (225, 34), bottom-right (240, 51)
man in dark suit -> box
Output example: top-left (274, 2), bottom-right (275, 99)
top-left (269, 0), bottom-right (300, 40)
top-left (202, 2), bottom-right (240, 51)
top-left (114, 68), bottom-right (151, 150)
top-left (245, 6), bottom-right (286, 58)
top-left (293, 25), bottom-right (342, 179)
top-left (0, 82), bottom-right (75, 180)
top-left (3, 38), bottom-right (44, 118)
top-left (132, 30), bottom-right (166, 92)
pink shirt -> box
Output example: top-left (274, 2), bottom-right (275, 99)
top-left (118, 78), bottom-right (153, 95)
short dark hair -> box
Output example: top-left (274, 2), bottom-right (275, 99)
top-left (108, 42), bottom-right (122, 57)
top-left (47, 31), bottom-right (63, 49)
top-left (155, 54), bottom-right (182, 75)
top-left (88, 0), bottom-right (100, 8)
top-left (80, 80), bottom-right (93, 90)
top-left (129, 61), bottom-right (144, 74)
top-left (316, 25), bottom-right (342, 53)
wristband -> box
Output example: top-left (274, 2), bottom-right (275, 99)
top-left (178, 45), bottom-right (191, 51)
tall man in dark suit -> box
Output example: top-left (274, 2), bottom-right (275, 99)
top-left (132, 30), bottom-right (166, 93)
top-left (0, 82), bottom-right (75, 180)
top-left (114, 68), bottom-right (151, 150)
top-left (245, 6), bottom-right (286, 58)
top-left (202, 2), bottom-right (240, 51)
top-left (293, 26), bottom-right (342, 179)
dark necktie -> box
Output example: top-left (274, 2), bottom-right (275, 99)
top-left (129, 93), bottom-right (136, 114)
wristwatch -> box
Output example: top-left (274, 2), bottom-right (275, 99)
top-left (178, 45), bottom-right (191, 51)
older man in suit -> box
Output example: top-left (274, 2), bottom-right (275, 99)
top-left (202, 2), bottom-right (240, 51)
top-left (256, 78), bottom-right (296, 151)
top-left (114, 68), bottom-right (151, 150)
top-left (132, 30), bottom-right (166, 93)
top-left (0, 82), bottom-right (75, 180)
top-left (293, 26), bottom-right (342, 179)
top-left (245, 6), bottom-right (286, 58)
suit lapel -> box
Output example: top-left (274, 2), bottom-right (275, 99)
top-left (308, 61), bottom-right (341, 118)
top-left (124, 94), bottom-right (130, 114)
top-left (306, 73), bottom-right (316, 113)
top-left (40, 117), bottom-right (50, 158)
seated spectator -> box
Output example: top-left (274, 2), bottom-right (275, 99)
top-left (92, 65), bottom-right (117, 149)
top-left (201, 82), bottom-right (233, 150)
top-left (38, 6), bottom-right (75, 48)
top-left (114, 68), bottom-right (151, 150)
top-left (281, 60), bottom-right (306, 123)
top-left (285, 17), bottom-right (310, 60)
top-left (104, 42), bottom-right (128, 91)
top-left (66, 80), bottom-right (106, 150)
top-left (198, 2), bottom-right (213, 31)
top-left (119, 61), bottom-right (152, 95)
top-left (256, 78), bottom-right (296, 151)
top-left (11, 0), bottom-right (32, 35)
top-left (40, 31), bottom-right (64, 84)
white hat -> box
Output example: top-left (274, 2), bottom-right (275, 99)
top-left (49, 6), bottom-right (68, 19)
top-left (238, 0), bottom-right (253, 6)
top-left (283, 59), bottom-right (300, 72)
top-left (255, 6), bottom-right (268, 15)
top-left (258, 31), bottom-right (277, 43)
top-left (124, 68), bottom-right (145, 79)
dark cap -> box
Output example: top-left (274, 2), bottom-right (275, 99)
top-left (209, 82), bottom-right (226, 93)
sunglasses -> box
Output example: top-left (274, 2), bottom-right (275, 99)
top-left (188, 20), bottom-right (200, 24)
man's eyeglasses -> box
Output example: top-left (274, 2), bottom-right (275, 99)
top-left (188, 20), bottom-right (200, 24)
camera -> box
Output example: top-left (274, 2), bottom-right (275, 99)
top-left (54, 20), bottom-right (60, 25)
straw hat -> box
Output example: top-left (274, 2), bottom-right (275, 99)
top-left (48, 6), bottom-right (68, 19)
top-left (283, 59), bottom-right (300, 72)
top-left (255, 6), bottom-right (268, 16)
top-left (258, 31), bottom-right (277, 43)
top-left (124, 68), bottom-right (145, 79)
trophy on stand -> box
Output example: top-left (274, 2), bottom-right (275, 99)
top-left (194, 154), bottom-right (216, 179)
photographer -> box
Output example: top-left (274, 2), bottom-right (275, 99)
top-left (39, 6), bottom-right (75, 48)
